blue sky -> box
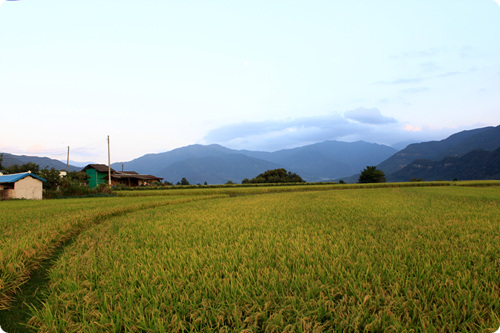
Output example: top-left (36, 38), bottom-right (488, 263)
top-left (0, 0), bottom-right (499, 163)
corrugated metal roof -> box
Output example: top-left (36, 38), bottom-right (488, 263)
top-left (113, 174), bottom-right (163, 180)
top-left (0, 172), bottom-right (46, 184)
top-left (82, 164), bottom-right (116, 173)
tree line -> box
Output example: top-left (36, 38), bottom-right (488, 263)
top-left (172, 166), bottom-right (386, 186)
top-left (1, 152), bottom-right (386, 194)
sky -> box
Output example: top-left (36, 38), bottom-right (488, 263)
top-left (0, 0), bottom-right (499, 164)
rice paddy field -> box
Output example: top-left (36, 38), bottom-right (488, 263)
top-left (1, 182), bottom-right (499, 332)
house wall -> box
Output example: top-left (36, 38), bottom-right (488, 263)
top-left (1, 177), bottom-right (43, 200)
top-left (86, 169), bottom-right (108, 189)
top-left (86, 169), bottom-right (98, 189)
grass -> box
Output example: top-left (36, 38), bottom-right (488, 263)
top-left (9, 185), bottom-right (498, 332)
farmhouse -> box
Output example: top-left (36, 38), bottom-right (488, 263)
top-left (0, 171), bottom-right (46, 200)
top-left (82, 164), bottom-right (163, 188)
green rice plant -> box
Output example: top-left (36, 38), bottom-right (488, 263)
top-left (0, 194), bottom-right (226, 310)
top-left (27, 186), bottom-right (500, 332)
top-left (114, 180), bottom-right (500, 197)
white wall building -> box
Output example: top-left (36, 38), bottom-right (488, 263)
top-left (0, 171), bottom-right (46, 200)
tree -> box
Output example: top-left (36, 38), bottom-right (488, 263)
top-left (0, 153), bottom-right (3, 170)
top-left (39, 168), bottom-right (62, 191)
top-left (67, 171), bottom-right (90, 185)
top-left (4, 162), bottom-right (40, 175)
top-left (358, 166), bottom-right (386, 183)
top-left (179, 177), bottom-right (190, 185)
top-left (244, 168), bottom-right (305, 184)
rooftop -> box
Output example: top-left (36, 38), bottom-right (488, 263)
top-left (0, 171), bottom-right (47, 184)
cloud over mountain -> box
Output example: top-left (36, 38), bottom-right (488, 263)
top-left (344, 108), bottom-right (397, 125)
top-left (201, 108), bottom-right (459, 151)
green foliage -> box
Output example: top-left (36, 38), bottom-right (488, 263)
top-left (67, 171), bottom-right (90, 184)
top-left (179, 177), bottom-right (190, 185)
top-left (41, 170), bottom-right (108, 199)
top-left (38, 168), bottom-right (61, 191)
top-left (52, 172), bottom-right (92, 197)
top-left (3, 162), bottom-right (40, 175)
top-left (243, 168), bottom-right (305, 184)
top-left (358, 166), bottom-right (386, 183)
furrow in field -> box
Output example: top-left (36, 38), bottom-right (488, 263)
top-left (25, 187), bottom-right (500, 332)
top-left (0, 194), bottom-right (225, 311)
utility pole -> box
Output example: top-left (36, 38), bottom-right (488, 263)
top-left (108, 135), bottom-right (111, 187)
top-left (66, 146), bottom-right (70, 174)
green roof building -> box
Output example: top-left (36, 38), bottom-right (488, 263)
top-left (81, 164), bottom-right (163, 188)
top-left (82, 164), bottom-right (112, 189)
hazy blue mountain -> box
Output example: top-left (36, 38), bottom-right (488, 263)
top-left (69, 160), bottom-right (96, 168)
top-left (0, 153), bottom-right (79, 172)
top-left (113, 141), bottom-right (398, 183)
top-left (388, 148), bottom-right (500, 182)
top-left (434, 126), bottom-right (500, 160)
top-left (1, 153), bottom-right (23, 167)
top-left (112, 144), bottom-right (235, 175)
top-left (377, 125), bottom-right (500, 175)
top-left (159, 154), bottom-right (283, 185)
top-left (263, 141), bottom-right (397, 180)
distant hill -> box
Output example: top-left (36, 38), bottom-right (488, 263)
top-left (113, 141), bottom-right (398, 184)
top-left (112, 144), bottom-right (235, 176)
top-left (0, 153), bottom-right (80, 172)
top-left (241, 141), bottom-right (397, 182)
top-left (69, 160), bottom-right (96, 168)
top-left (389, 148), bottom-right (500, 181)
top-left (159, 154), bottom-right (282, 185)
top-left (378, 125), bottom-right (500, 175)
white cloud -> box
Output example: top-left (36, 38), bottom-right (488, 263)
top-left (344, 107), bottom-right (397, 125)
top-left (494, 0), bottom-right (500, 7)
top-left (201, 108), bottom-right (472, 152)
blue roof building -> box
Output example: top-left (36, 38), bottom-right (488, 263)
top-left (0, 171), bottom-right (46, 200)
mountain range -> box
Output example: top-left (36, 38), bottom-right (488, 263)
top-left (0, 153), bottom-right (80, 172)
top-left (378, 125), bottom-right (500, 181)
top-left (112, 141), bottom-right (398, 184)
top-left (2, 124), bottom-right (499, 184)
top-left (378, 125), bottom-right (500, 175)
top-left (389, 148), bottom-right (500, 182)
